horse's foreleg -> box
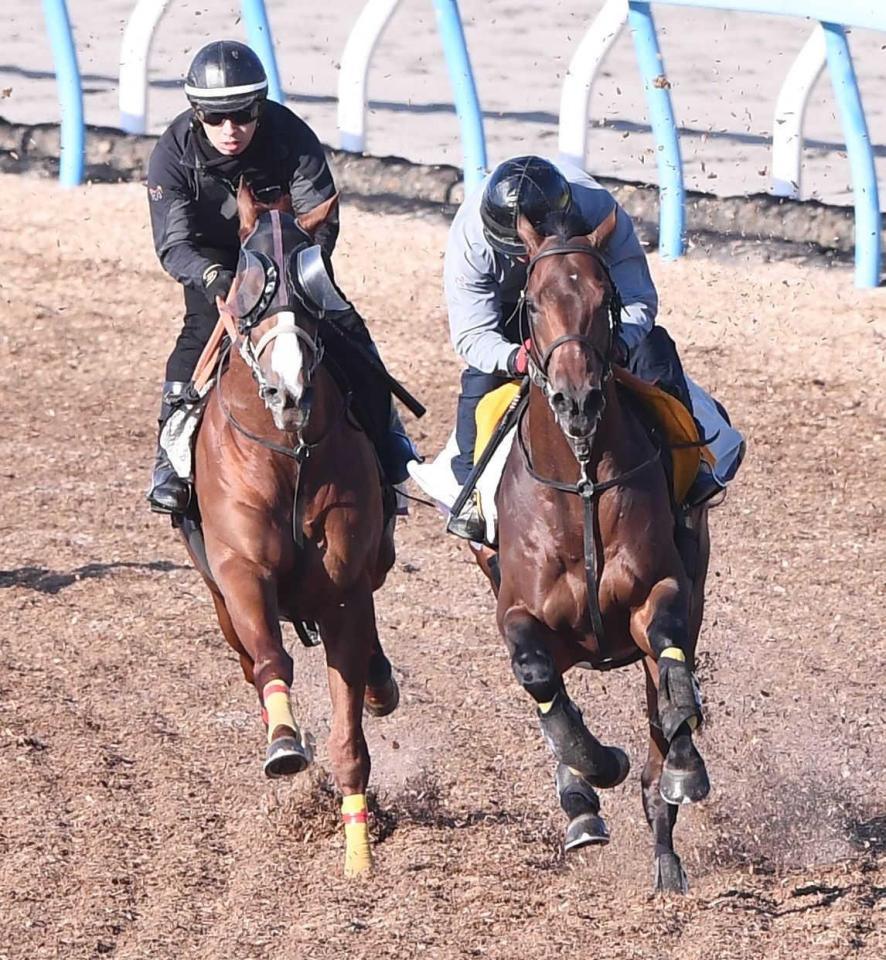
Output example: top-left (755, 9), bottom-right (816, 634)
top-left (364, 635), bottom-right (400, 718)
top-left (214, 562), bottom-right (311, 778)
top-left (318, 585), bottom-right (375, 877)
top-left (503, 607), bottom-right (629, 787)
top-left (209, 589), bottom-right (255, 685)
top-left (631, 578), bottom-right (709, 805)
top-left (642, 658), bottom-right (687, 894)
top-left (502, 607), bottom-right (628, 851)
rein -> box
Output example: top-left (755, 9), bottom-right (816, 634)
top-left (518, 240), bottom-right (656, 642)
top-left (516, 402), bottom-right (660, 642)
top-left (215, 330), bottom-right (343, 548)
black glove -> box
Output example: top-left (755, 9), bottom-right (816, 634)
top-left (202, 264), bottom-right (235, 305)
top-left (612, 335), bottom-right (629, 367)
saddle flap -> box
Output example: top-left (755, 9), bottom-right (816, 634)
top-left (474, 381), bottom-right (522, 462)
top-left (613, 367), bottom-right (712, 503)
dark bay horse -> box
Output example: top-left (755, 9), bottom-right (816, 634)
top-left (184, 183), bottom-right (399, 875)
top-left (482, 211), bottom-right (712, 893)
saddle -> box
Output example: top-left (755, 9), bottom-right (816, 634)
top-left (474, 373), bottom-right (711, 507)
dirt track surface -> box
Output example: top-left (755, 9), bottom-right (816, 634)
top-left (1, 175), bottom-right (884, 959)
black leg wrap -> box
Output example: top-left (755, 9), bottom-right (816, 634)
top-left (657, 658), bottom-right (702, 741)
top-left (556, 764), bottom-right (610, 851)
top-left (556, 763), bottom-right (600, 818)
top-left (538, 692), bottom-right (630, 788)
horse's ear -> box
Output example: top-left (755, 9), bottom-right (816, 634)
top-left (297, 192), bottom-right (340, 238)
top-left (587, 207), bottom-right (618, 249)
top-left (516, 214), bottom-right (544, 257)
top-left (237, 177), bottom-right (259, 239)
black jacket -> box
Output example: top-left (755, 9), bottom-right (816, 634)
top-left (147, 101), bottom-right (338, 291)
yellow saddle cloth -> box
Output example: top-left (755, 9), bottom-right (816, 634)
top-left (475, 372), bottom-right (712, 504)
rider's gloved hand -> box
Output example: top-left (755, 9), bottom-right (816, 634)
top-left (612, 335), bottom-right (630, 367)
top-left (507, 339), bottom-right (532, 377)
top-left (202, 264), bottom-right (235, 305)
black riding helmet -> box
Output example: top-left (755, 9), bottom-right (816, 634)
top-left (480, 156), bottom-right (573, 256)
top-left (185, 40), bottom-right (268, 114)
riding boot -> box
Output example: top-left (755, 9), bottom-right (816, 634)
top-left (683, 459), bottom-right (724, 508)
top-left (146, 381), bottom-right (193, 515)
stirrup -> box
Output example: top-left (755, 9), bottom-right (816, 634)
top-left (446, 492), bottom-right (486, 542)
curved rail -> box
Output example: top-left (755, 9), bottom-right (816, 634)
top-left (337, 0), bottom-right (487, 191)
top-left (559, 0), bottom-right (882, 286)
top-left (42, 0), bottom-right (83, 188)
top-left (119, 0), bottom-right (173, 134)
top-left (771, 26), bottom-right (826, 199)
top-left (337, 0), bottom-right (402, 153)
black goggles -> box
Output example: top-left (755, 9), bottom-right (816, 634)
top-left (196, 102), bottom-right (261, 127)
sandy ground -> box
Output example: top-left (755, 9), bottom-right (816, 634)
top-left (1, 1), bottom-right (885, 210)
top-left (0, 173), bottom-right (885, 958)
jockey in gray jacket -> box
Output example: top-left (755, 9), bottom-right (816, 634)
top-left (445, 158), bottom-right (658, 377)
top-left (438, 155), bottom-right (716, 540)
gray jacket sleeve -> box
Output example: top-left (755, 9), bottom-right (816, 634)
top-left (443, 196), bottom-right (517, 374)
top-left (567, 167), bottom-right (657, 350)
top-left (603, 203), bottom-right (658, 350)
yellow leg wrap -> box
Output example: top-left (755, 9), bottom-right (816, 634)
top-left (537, 700), bottom-right (555, 715)
top-left (263, 680), bottom-right (296, 744)
top-left (659, 646), bottom-right (686, 662)
top-left (342, 793), bottom-right (372, 876)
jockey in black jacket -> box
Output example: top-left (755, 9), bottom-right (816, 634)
top-left (146, 40), bottom-right (415, 513)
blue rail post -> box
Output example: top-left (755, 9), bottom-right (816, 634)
top-left (627, 1), bottom-right (684, 259)
top-left (241, 0), bottom-right (283, 104)
top-left (822, 22), bottom-right (882, 288)
top-left (432, 0), bottom-right (487, 192)
top-left (42, 0), bottom-right (84, 187)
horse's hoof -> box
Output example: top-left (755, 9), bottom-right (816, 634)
top-left (364, 675), bottom-right (400, 718)
top-left (264, 735), bottom-right (313, 779)
top-left (564, 812), bottom-right (610, 852)
top-left (660, 756), bottom-right (711, 805)
top-left (653, 852), bottom-right (688, 894)
top-left (599, 746), bottom-right (631, 789)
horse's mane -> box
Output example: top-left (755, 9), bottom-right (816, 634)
top-left (542, 211), bottom-right (585, 246)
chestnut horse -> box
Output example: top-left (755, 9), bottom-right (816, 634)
top-left (481, 211), bottom-right (712, 893)
top-left (184, 184), bottom-right (399, 876)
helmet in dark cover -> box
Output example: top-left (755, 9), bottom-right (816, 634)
top-left (480, 156), bottom-right (573, 256)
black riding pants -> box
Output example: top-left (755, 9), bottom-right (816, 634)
top-left (451, 303), bottom-right (523, 484)
top-left (451, 323), bottom-right (692, 485)
top-left (164, 248), bottom-right (237, 383)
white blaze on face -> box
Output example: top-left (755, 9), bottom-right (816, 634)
top-left (269, 312), bottom-right (305, 402)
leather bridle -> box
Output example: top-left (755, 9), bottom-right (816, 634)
top-left (517, 241), bottom-right (659, 642)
